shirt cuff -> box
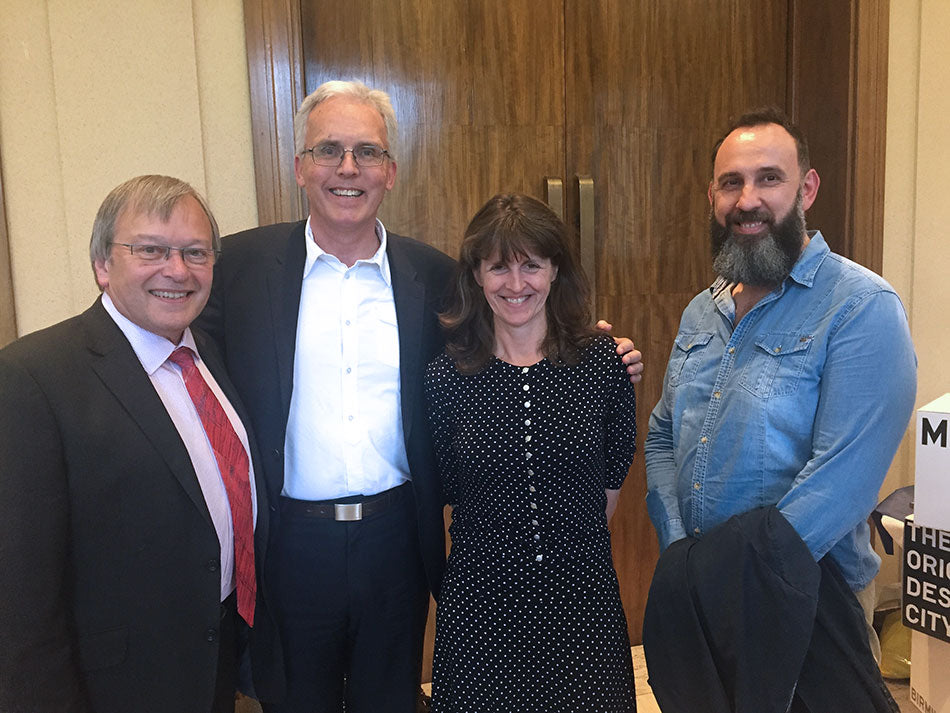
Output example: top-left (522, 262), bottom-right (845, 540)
top-left (657, 517), bottom-right (688, 552)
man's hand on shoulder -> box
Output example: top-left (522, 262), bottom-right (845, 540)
top-left (596, 320), bottom-right (644, 384)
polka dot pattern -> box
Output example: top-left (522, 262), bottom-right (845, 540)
top-left (424, 335), bottom-right (638, 712)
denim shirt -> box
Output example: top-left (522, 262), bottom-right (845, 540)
top-left (645, 232), bottom-right (917, 590)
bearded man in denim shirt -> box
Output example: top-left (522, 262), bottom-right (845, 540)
top-left (643, 108), bottom-right (916, 711)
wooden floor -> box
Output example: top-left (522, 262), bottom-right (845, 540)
top-left (630, 645), bottom-right (916, 713)
top-left (237, 645), bottom-right (916, 712)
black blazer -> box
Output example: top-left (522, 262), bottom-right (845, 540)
top-left (0, 300), bottom-right (279, 713)
top-left (197, 221), bottom-right (455, 603)
top-left (642, 506), bottom-right (897, 713)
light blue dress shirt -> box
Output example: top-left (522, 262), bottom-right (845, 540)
top-left (645, 232), bottom-right (917, 591)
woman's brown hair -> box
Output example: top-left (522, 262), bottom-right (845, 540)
top-left (440, 193), bottom-right (598, 373)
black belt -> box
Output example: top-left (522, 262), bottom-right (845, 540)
top-left (280, 484), bottom-right (406, 521)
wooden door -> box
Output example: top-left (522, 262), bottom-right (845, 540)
top-left (295, 0), bottom-right (789, 647)
top-left (299, 0), bottom-right (568, 256)
top-left (563, 0), bottom-right (789, 641)
top-left (243, 0), bottom-right (889, 680)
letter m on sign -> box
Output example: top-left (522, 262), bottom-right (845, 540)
top-left (921, 417), bottom-right (948, 447)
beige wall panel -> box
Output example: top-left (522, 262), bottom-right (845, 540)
top-left (192, 0), bottom-right (259, 236)
top-left (46, 0), bottom-right (206, 324)
top-left (0, 0), bottom-right (257, 336)
top-left (878, 1), bottom-right (920, 513)
top-left (913, 0), bottom-right (950, 409)
top-left (0, 0), bottom-right (72, 333)
top-left (882, 0), bottom-right (919, 305)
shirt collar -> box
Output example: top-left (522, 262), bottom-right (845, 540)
top-left (708, 229), bottom-right (829, 297)
top-left (100, 292), bottom-right (199, 376)
top-left (302, 217), bottom-right (392, 286)
top-left (786, 230), bottom-right (828, 288)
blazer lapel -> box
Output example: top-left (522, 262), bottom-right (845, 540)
top-left (388, 235), bottom-right (427, 446)
top-left (269, 223), bottom-right (307, 428)
top-left (82, 302), bottom-right (213, 526)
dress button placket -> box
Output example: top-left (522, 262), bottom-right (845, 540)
top-left (522, 367), bottom-right (541, 562)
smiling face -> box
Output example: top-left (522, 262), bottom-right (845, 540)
top-left (475, 251), bottom-right (558, 337)
top-left (294, 96), bottom-right (397, 245)
top-left (93, 195), bottom-right (214, 343)
top-left (708, 122), bottom-right (820, 285)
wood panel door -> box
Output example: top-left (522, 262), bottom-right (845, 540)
top-left (243, 0), bottom-right (888, 679)
top-left (294, 0), bottom-right (789, 646)
top-left (562, 0), bottom-right (789, 644)
top-left (299, 0), bottom-right (568, 257)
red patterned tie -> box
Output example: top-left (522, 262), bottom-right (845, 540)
top-left (168, 346), bottom-right (256, 626)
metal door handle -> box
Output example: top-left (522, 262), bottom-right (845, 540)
top-left (544, 177), bottom-right (564, 222)
top-left (577, 175), bottom-right (595, 296)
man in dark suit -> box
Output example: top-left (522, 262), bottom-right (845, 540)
top-left (198, 81), bottom-right (452, 713)
top-left (0, 175), bottom-right (279, 713)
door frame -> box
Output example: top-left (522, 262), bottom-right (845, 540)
top-left (242, 0), bottom-right (889, 272)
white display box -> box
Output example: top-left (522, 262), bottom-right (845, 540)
top-left (906, 394), bottom-right (950, 713)
top-left (916, 394), bottom-right (950, 531)
top-left (910, 629), bottom-right (950, 713)
top-left (903, 517), bottom-right (950, 712)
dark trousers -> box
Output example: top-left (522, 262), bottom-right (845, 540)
top-left (212, 591), bottom-right (238, 713)
top-left (265, 485), bottom-right (429, 713)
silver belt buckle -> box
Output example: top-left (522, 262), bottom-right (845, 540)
top-left (334, 502), bottom-right (362, 521)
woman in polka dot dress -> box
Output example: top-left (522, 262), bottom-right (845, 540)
top-left (424, 194), bottom-right (637, 712)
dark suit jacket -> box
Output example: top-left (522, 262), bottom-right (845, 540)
top-left (642, 506), bottom-right (898, 713)
top-left (0, 300), bottom-right (279, 713)
top-left (197, 221), bottom-right (454, 606)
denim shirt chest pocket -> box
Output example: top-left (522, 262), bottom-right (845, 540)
top-left (738, 331), bottom-right (814, 398)
top-left (667, 331), bottom-right (714, 387)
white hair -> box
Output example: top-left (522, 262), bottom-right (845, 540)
top-left (293, 80), bottom-right (398, 160)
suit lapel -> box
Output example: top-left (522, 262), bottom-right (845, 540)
top-left (82, 302), bottom-right (213, 526)
top-left (269, 223), bottom-right (307, 428)
top-left (388, 235), bottom-right (427, 446)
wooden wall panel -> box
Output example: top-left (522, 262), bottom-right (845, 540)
top-left (851, 0), bottom-right (890, 273)
top-left (788, 0), bottom-right (889, 272)
top-left (787, 0), bottom-right (854, 259)
top-left (243, 0), bottom-right (307, 225)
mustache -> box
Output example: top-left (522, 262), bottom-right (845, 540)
top-left (729, 209), bottom-right (773, 225)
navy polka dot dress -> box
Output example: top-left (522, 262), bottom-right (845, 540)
top-left (424, 335), bottom-right (637, 712)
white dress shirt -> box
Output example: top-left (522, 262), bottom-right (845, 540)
top-left (282, 218), bottom-right (410, 501)
top-left (102, 293), bottom-right (257, 602)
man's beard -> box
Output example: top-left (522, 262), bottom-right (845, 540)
top-left (710, 190), bottom-right (806, 287)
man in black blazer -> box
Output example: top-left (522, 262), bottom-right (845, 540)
top-left (0, 175), bottom-right (279, 713)
top-left (198, 81), bottom-right (453, 713)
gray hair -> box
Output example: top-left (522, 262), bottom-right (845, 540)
top-left (89, 175), bottom-right (220, 269)
top-left (293, 80), bottom-right (398, 160)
